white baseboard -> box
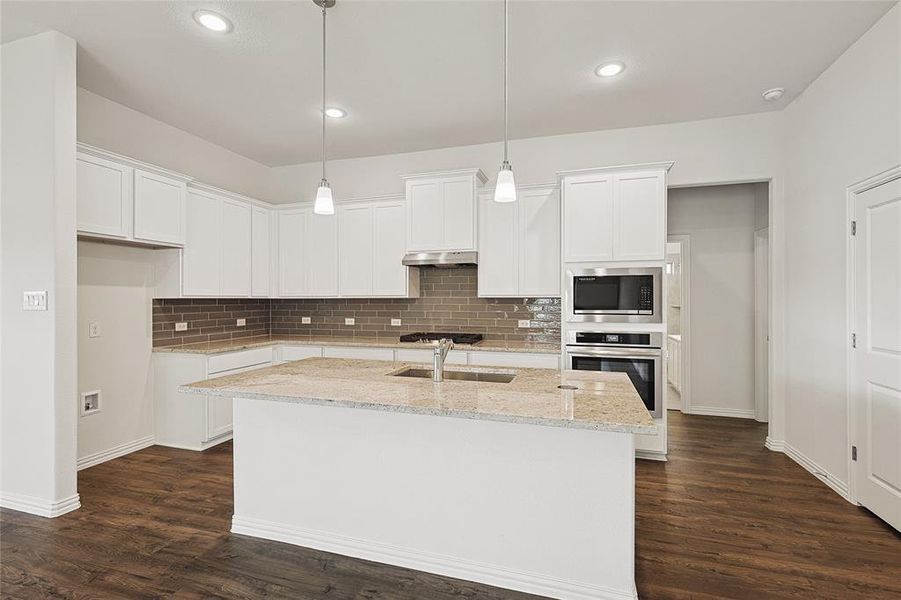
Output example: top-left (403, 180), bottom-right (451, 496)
top-left (0, 492), bottom-right (81, 518)
top-left (155, 433), bottom-right (232, 452)
top-left (77, 434), bottom-right (156, 471)
top-left (688, 405), bottom-right (757, 419)
top-left (635, 450), bottom-right (667, 462)
top-left (781, 442), bottom-right (850, 500)
top-left (765, 436), bottom-right (785, 452)
top-left (231, 515), bottom-right (637, 600)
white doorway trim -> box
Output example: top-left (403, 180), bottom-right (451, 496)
top-left (754, 228), bottom-right (770, 422)
top-left (846, 164), bottom-right (901, 507)
top-left (667, 234), bottom-right (691, 414)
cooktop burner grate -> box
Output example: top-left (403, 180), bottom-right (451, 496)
top-left (399, 332), bottom-right (484, 345)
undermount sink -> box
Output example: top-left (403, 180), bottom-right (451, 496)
top-left (392, 367), bottom-right (516, 384)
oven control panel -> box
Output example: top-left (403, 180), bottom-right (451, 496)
top-left (569, 331), bottom-right (663, 349)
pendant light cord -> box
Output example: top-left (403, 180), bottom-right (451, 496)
top-left (321, 4), bottom-right (327, 182)
top-left (503, 0), bottom-right (508, 163)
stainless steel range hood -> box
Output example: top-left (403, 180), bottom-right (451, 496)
top-left (402, 251), bottom-right (477, 268)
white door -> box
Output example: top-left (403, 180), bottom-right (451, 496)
top-left (372, 201), bottom-right (407, 296)
top-left (852, 176), bottom-right (901, 532)
top-left (251, 206), bottom-right (271, 297)
top-left (133, 169), bottom-right (186, 245)
top-left (477, 192), bottom-right (518, 297)
top-left (519, 187), bottom-right (560, 296)
top-left (277, 209), bottom-right (307, 296)
top-left (76, 153), bottom-right (133, 238)
top-left (339, 204), bottom-right (373, 296)
top-left (306, 211), bottom-right (339, 296)
top-left (183, 190), bottom-right (221, 296)
top-left (220, 198), bottom-right (252, 296)
top-left (613, 171), bottom-right (665, 261)
top-left (563, 174), bottom-right (614, 262)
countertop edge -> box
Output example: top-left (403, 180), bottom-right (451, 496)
top-left (155, 338), bottom-right (561, 356)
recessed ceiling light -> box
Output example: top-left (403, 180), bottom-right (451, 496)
top-left (762, 87), bottom-right (784, 101)
top-left (595, 61), bottom-right (625, 78)
top-left (193, 10), bottom-right (233, 33)
top-left (324, 107), bottom-right (347, 119)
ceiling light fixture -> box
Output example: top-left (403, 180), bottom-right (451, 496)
top-left (193, 10), bottom-right (233, 33)
top-left (493, 0), bottom-right (516, 204)
top-left (595, 61), bottom-right (625, 78)
top-left (762, 87), bottom-right (785, 102)
top-left (324, 107), bottom-right (346, 119)
top-left (313, 0), bottom-right (337, 216)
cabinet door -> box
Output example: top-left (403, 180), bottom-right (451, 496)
top-left (338, 204), bottom-right (373, 296)
top-left (306, 212), bottom-right (339, 296)
top-left (183, 190), bottom-right (221, 296)
top-left (251, 206), bottom-right (271, 297)
top-left (221, 198), bottom-right (251, 296)
top-left (133, 169), bottom-right (186, 245)
top-left (372, 201), bottom-right (407, 296)
top-left (406, 179), bottom-right (442, 252)
top-left (519, 188), bottom-right (560, 296)
top-left (442, 176), bottom-right (475, 251)
top-left (477, 192), bottom-right (517, 297)
top-left (614, 171), bottom-right (665, 261)
top-left (204, 396), bottom-right (233, 441)
top-left (277, 209), bottom-right (306, 296)
top-left (76, 153), bottom-right (133, 238)
top-left (563, 174), bottom-right (614, 262)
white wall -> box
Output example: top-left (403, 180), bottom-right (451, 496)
top-left (0, 31), bottom-right (80, 517)
top-left (76, 242), bottom-right (155, 467)
top-left (781, 4), bottom-right (901, 493)
top-left (77, 88), bottom-right (272, 201)
top-left (668, 183), bottom-right (768, 418)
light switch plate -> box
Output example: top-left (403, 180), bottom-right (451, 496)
top-left (517, 319), bottom-right (531, 328)
top-left (23, 291), bottom-right (47, 311)
top-left (236, 318), bottom-right (246, 327)
top-left (391, 318), bottom-right (402, 327)
top-left (175, 322), bottom-right (188, 332)
top-left (88, 321), bottom-right (101, 338)
top-left (345, 318), bottom-right (355, 326)
top-left (301, 316), bottom-right (311, 324)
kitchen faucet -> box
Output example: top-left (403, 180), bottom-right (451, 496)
top-left (432, 338), bottom-right (454, 382)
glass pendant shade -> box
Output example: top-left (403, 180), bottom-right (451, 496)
top-left (313, 179), bottom-right (334, 215)
top-left (494, 163), bottom-right (516, 203)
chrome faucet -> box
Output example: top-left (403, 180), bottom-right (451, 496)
top-left (432, 338), bottom-right (454, 382)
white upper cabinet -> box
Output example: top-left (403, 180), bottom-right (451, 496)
top-left (338, 204), bottom-right (374, 296)
top-left (372, 201), bottom-right (408, 296)
top-left (76, 152), bottom-right (133, 239)
top-left (306, 211), bottom-right (339, 297)
top-left (220, 198), bottom-right (252, 296)
top-left (277, 209), bottom-right (308, 297)
top-left (477, 186), bottom-right (560, 298)
top-left (251, 206), bottom-right (271, 297)
top-left (404, 169), bottom-right (486, 253)
top-left (561, 163), bottom-right (671, 263)
top-left (133, 168), bottom-right (187, 246)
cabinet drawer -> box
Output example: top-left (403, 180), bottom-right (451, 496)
top-left (280, 345), bottom-right (323, 362)
top-left (395, 348), bottom-right (467, 365)
top-left (321, 346), bottom-right (394, 361)
top-left (207, 347), bottom-right (273, 374)
top-left (468, 351), bottom-right (560, 370)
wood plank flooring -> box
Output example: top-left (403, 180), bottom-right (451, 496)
top-left (2, 412), bottom-right (899, 599)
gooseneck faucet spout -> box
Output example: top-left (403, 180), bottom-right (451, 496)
top-left (433, 338), bottom-right (454, 382)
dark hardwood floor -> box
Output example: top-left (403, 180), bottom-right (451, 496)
top-left (2, 412), bottom-right (899, 599)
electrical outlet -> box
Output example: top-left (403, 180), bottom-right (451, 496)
top-left (345, 318), bottom-right (355, 326)
top-left (88, 321), bottom-right (101, 338)
top-left (301, 316), bottom-right (311, 324)
top-left (236, 318), bottom-right (246, 327)
top-left (391, 318), bottom-right (402, 327)
top-left (175, 322), bottom-right (188, 332)
top-left (517, 319), bottom-right (531, 328)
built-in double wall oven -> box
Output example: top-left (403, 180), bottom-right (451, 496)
top-left (564, 331), bottom-right (663, 419)
top-left (566, 267), bottom-right (662, 323)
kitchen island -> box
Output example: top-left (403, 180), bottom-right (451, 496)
top-left (181, 358), bottom-right (655, 600)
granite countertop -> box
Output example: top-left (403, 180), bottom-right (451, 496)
top-left (179, 358), bottom-right (656, 434)
top-left (152, 335), bottom-right (560, 355)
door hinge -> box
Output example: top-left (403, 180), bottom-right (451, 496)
top-left (852, 333), bottom-right (857, 348)
top-left (851, 445), bottom-right (857, 461)
top-left (851, 220), bottom-right (857, 236)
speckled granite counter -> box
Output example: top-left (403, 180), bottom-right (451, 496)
top-left (179, 357), bottom-right (655, 434)
top-left (154, 335), bottom-right (559, 355)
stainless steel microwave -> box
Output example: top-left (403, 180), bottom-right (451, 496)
top-left (566, 267), bottom-right (662, 323)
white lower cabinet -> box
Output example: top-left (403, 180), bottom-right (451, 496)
top-left (321, 346), bottom-right (395, 361)
top-left (468, 351), bottom-right (560, 369)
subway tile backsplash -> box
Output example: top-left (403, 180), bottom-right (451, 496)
top-left (152, 267), bottom-right (560, 347)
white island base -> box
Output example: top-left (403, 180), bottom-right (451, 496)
top-left (230, 397), bottom-right (638, 600)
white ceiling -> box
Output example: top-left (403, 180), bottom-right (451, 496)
top-left (1, 1), bottom-right (894, 167)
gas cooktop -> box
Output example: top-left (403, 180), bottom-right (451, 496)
top-left (399, 332), bottom-right (483, 345)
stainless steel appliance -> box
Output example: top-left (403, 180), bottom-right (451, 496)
top-left (402, 251), bottom-right (477, 268)
top-left (399, 332), bottom-right (483, 345)
top-left (564, 331), bottom-right (663, 418)
top-left (566, 267), bottom-right (661, 323)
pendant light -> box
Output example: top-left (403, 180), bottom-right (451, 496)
top-left (493, 0), bottom-right (516, 204)
top-left (313, 0), bottom-right (336, 215)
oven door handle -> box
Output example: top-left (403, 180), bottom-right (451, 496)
top-left (565, 347), bottom-right (662, 358)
